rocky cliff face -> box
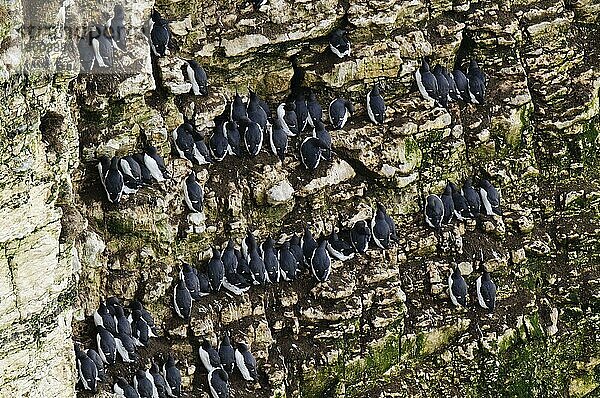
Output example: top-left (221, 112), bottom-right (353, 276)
top-left (1, 0), bottom-right (599, 397)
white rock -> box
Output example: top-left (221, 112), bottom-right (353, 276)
top-left (267, 180), bottom-right (295, 204)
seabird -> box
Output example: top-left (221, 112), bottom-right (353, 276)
top-left (448, 266), bottom-right (468, 307)
top-left (115, 331), bottom-right (137, 363)
top-left (185, 60), bottom-right (208, 96)
top-left (208, 248), bottom-right (225, 291)
top-left (248, 245), bottom-right (267, 285)
top-left (311, 240), bottom-right (331, 282)
top-left (235, 343), bottom-right (258, 381)
top-left (278, 241), bottom-right (298, 281)
top-left (269, 119), bottom-right (288, 162)
top-left (235, 249), bottom-right (253, 284)
top-left (371, 203), bottom-right (391, 249)
top-left (452, 68), bottom-right (470, 102)
top-left (261, 237), bottom-right (281, 283)
top-left (425, 195), bottom-right (444, 229)
top-left (462, 178), bottom-right (481, 217)
top-left (163, 355), bottom-right (181, 398)
top-left (276, 101), bottom-right (299, 137)
top-left (197, 271), bottom-right (212, 297)
top-left (131, 309), bottom-right (150, 347)
top-left (294, 93), bottom-right (310, 132)
top-left (133, 369), bottom-right (158, 398)
top-left (91, 25), bottom-right (113, 68)
top-left (300, 137), bottom-right (327, 170)
top-left (350, 220), bottom-right (371, 253)
top-left (440, 184), bottom-right (455, 225)
top-left (247, 90), bottom-right (268, 133)
top-left (180, 263), bottom-right (201, 300)
top-left (313, 119), bottom-right (332, 161)
top-left (218, 335), bottom-right (236, 374)
top-left (130, 300), bottom-right (159, 337)
top-left (432, 65), bottom-right (449, 108)
top-left (221, 239), bottom-right (238, 275)
top-left (183, 171), bottom-right (204, 213)
top-left (467, 60), bottom-right (486, 104)
top-left (329, 29), bottom-right (351, 58)
top-left (173, 279), bottom-right (192, 319)
top-left (209, 120), bottom-right (228, 162)
top-left (442, 66), bottom-right (460, 102)
top-left (104, 156), bottom-right (124, 204)
top-left (415, 58), bottom-right (438, 103)
top-left (329, 98), bottom-right (354, 129)
top-left (114, 377), bottom-right (140, 398)
top-left (85, 348), bottom-right (105, 381)
top-left (199, 339), bottom-right (221, 372)
top-left (231, 92), bottom-right (247, 122)
top-left (226, 121), bottom-right (241, 156)
top-left (144, 146), bottom-right (169, 182)
top-left (307, 91), bottom-right (323, 125)
top-left (289, 235), bottom-right (304, 269)
top-left (302, 225), bottom-right (318, 264)
top-left (479, 179), bottom-right (502, 216)
top-left (208, 368), bottom-right (229, 398)
top-left (476, 267), bottom-right (497, 312)
top-left (449, 182), bottom-right (470, 220)
top-left (150, 10), bottom-right (170, 57)
top-left (120, 156), bottom-right (143, 192)
top-left (114, 305), bottom-right (133, 337)
top-left (149, 362), bottom-right (169, 398)
top-left (93, 301), bottom-right (117, 334)
top-left (96, 325), bottom-right (117, 364)
top-left (75, 345), bottom-right (98, 392)
top-left (194, 140), bottom-right (213, 165)
top-left (327, 230), bottom-right (354, 261)
top-left (132, 153), bottom-right (153, 184)
top-left (366, 83), bottom-right (386, 124)
top-left (78, 32), bottom-right (96, 72)
top-left (240, 117), bottom-right (263, 156)
top-left (107, 4), bottom-right (127, 52)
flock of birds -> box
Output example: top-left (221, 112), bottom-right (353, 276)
top-left (173, 203), bottom-right (399, 319)
top-left (80, 3), bottom-right (499, 397)
top-left (75, 297), bottom-right (185, 397)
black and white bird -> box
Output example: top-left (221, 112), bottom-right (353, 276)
top-left (276, 102), bottom-right (298, 137)
top-left (208, 368), bottom-right (229, 398)
top-left (415, 58), bottom-right (438, 103)
top-left (132, 153), bottom-right (154, 184)
top-left (221, 239), bottom-right (238, 275)
top-left (150, 362), bottom-right (169, 398)
top-left (448, 267), bottom-right (468, 307)
top-left (172, 123), bottom-right (196, 160)
top-left (173, 279), bottom-right (192, 319)
top-left (208, 248), bottom-right (225, 291)
top-left (85, 348), bottom-right (105, 381)
top-left (288, 234), bottom-right (304, 270)
top-left (476, 267), bottom-right (496, 312)
top-left (180, 263), bottom-right (202, 301)
top-left (449, 182), bottom-right (470, 220)
top-left (467, 60), bottom-right (486, 104)
top-left (432, 65), bottom-right (449, 108)
top-left (240, 117), bottom-right (263, 156)
top-left (163, 355), bottom-right (181, 398)
top-left (442, 66), bottom-right (460, 102)
top-left (350, 220), bottom-right (371, 253)
top-left (278, 241), bottom-right (298, 281)
top-left (371, 203), bottom-right (391, 249)
top-left (114, 377), bottom-right (140, 398)
top-left (199, 339), bottom-right (221, 372)
top-left (185, 60), bottom-right (208, 96)
top-left (107, 4), bottom-right (127, 51)
top-left (440, 184), bottom-right (455, 225)
top-left (91, 25), bottom-right (113, 68)
top-left (209, 121), bottom-right (228, 162)
top-left (313, 120), bottom-right (332, 161)
top-left (218, 335), bottom-right (236, 374)
top-left (269, 119), bottom-right (288, 162)
top-left (302, 225), bottom-right (318, 264)
top-left (115, 331), bottom-right (137, 363)
top-left (462, 178), bottom-right (481, 217)
top-left (198, 271), bottom-right (213, 297)
top-left (93, 301), bottom-right (117, 334)
top-left (452, 68), bottom-right (470, 102)
top-left (425, 194), bottom-right (443, 229)
top-left (120, 156), bottom-right (143, 192)
top-left (231, 92), bottom-right (247, 122)
top-left (251, 0), bottom-right (268, 10)
top-left (223, 269), bottom-right (251, 295)
top-left (247, 90), bottom-right (269, 133)
top-left (144, 146), bottom-right (169, 182)
top-left (75, 345), bottom-right (98, 392)
top-left (378, 203), bottom-right (399, 242)
top-left (134, 369), bottom-right (158, 398)
top-left (329, 29), bottom-right (351, 58)
top-left (104, 156), bottom-right (125, 204)
top-left (262, 237), bottom-right (281, 283)
top-left (294, 93), bottom-right (310, 132)
top-left (131, 310), bottom-right (151, 347)
top-left (113, 305), bottom-right (132, 337)
top-left (96, 325), bottom-right (117, 364)
top-left (241, 230), bottom-right (258, 261)
top-left (183, 171), bottom-right (204, 213)
top-left (235, 249), bottom-right (253, 284)
top-left (479, 179), bottom-right (502, 216)
top-left (235, 343), bottom-right (258, 381)
top-left (97, 155), bottom-right (110, 188)
top-left (329, 98), bottom-right (354, 129)
top-left (150, 10), bottom-right (170, 57)
top-left (366, 83), bottom-right (386, 124)
top-left (78, 33), bottom-right (96, 72)
top-left (226, 121), bottom-right (241, 156)
top-left (327, 230), bottom-right (354, 261)
top-left (130, 300), bottom-right (159, 337)
top-left (311, 240), bottom-right (331, 282)
top-left (248, 245), bottom-right (267, 285)
top-left (194, 140), bottom-right (213, 165)
top-left (300, 137), bottom-right (327, 170)
top-left (307, 91), bottom-right (323, 125)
